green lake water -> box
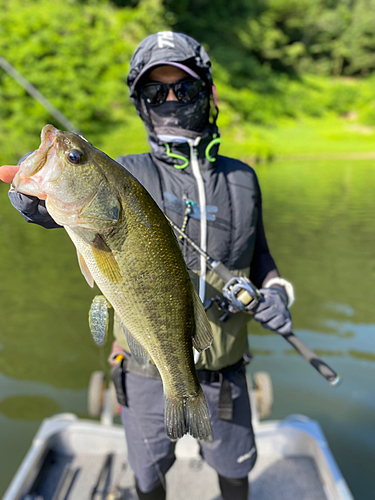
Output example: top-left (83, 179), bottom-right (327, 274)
top-left (0, 159), bottom-right (374, 498)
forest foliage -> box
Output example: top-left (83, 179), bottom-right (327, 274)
top-left (165, 0), bottom-right (375, 80)
top-left (1, 0), bottom-right (375, 164)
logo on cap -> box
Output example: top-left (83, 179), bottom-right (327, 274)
top-left (157, 32), bottom-right (175, 48)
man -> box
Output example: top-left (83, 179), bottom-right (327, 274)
top-left (2, 32), bottom-right (294, 500)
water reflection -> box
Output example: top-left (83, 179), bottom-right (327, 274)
top-left (250, 159), bottom-right (375, 498)
top-left (349, 350), bottom-right (375, 362)
top-left (0, 396), bottom-right (62, 420)
top-left (324, 302), bottom-right (355, 317)
top-left (283, 349), bottom-right (345, 357)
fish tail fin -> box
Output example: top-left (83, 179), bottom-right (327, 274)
top-left (165, 390), bottom-right (213, 443)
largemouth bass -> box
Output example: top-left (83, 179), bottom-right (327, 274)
top-left (12, 124), bottom-right (213, 442)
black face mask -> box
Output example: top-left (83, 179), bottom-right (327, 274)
top-left (140, 91), bottom-right (210, 138)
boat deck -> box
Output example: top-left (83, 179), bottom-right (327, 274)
top-left (10, 412), bottom-right (351, 500)
top-left (170, 454), bottom-right (327, 500)
top-left (27, 446), bottom-right (327, 500)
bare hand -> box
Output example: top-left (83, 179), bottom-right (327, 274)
top-left (0, 165), bottom-right (20, 184)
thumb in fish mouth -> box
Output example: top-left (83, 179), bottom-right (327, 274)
top-left (0, 165), bottom-right (20, 184)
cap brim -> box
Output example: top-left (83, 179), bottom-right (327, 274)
top-left (131, 62), bottom-right (200, 94)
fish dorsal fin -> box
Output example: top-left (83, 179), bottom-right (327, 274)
top-left (91, 234), bottom-right (122, 284)
top-left (77, 250), bottom-right (95, 288)
top-left (122, 322), bottom-right (150, 366)
top-left (191, 286), bottom-right (213, 352)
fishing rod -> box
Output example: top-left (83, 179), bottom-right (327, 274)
top-left (0, 57), bottom-right (81, 135)
top-left (166, 216), bottom-right (341, 387)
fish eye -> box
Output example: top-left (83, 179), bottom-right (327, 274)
top-left (67, 149), bottom-right (85, 164)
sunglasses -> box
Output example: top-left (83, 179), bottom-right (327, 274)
top-left (139, 79), bottom-right (206, 106)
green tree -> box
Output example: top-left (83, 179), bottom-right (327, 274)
top-left (343, 0), bottom-right (375, 75)
top-left (164, 0), bottom-right (375, 78)
top-left (0, 0), bottom-right (166, 164)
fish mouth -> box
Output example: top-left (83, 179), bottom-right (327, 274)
top-left (12, 125), bottom-right (59, 195)
top-left (29, 125), bottom-right (57, 176)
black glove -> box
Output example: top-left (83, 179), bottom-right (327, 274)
top-left (8, 190), bottom-right (62, 229)
top-left (7, 151), bottom-right (62, 229)
top-left (253, 286), bottom-right (292, 335)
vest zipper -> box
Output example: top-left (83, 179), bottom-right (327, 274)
top-left (188, 137), bottom-right (207, 364)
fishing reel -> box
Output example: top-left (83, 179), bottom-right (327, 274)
top-left (204, 276), bottom-right (262, 322)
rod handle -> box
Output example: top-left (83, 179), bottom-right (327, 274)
top-left (284, 333), bottom-right (341, 386)
top-left (210, 261), bottom-right (236, 283)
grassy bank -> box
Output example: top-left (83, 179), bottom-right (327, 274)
top-left (222, 114), bottom-right (375, 163)
top-left (219, 74), bottom-right (375, 162)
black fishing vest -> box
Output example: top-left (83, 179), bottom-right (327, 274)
top-left (116, 152), bottom-right (259, 272)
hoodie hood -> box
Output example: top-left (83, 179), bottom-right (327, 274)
top-left (127, 32), bottom-right (220, 168)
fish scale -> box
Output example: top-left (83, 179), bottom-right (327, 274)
top-left (67, 206), bottom-right (201, 400)
top-left (13, 124), bottom-right (213, 442)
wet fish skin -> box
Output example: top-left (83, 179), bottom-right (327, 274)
top-left (12, 125), bottom-right (213, 442)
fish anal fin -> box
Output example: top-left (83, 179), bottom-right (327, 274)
top-left (191, 287), bottom-right (213, 352)
top-left (91, 234), bottom-right (122, 284)
top-left (122, 322), bottom-right (150, 366)
top-left (77, 250), bottom-right (95, 288)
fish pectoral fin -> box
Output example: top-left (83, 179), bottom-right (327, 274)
top-left (89, 295), bottom-right (112, 346)
top-left (91, 234), bottom-right (122, 284)
top-left (77, 250), bottom-right (95, 288)
top-left (122, 322), bottom-right (150, 366)
top-left (191, 286), bottom-right (213, 352)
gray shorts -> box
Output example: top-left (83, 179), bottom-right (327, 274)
top-left (120, 365), bottom-right (257, 493)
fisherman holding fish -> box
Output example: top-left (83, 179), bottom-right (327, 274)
top-left (1, 32), bottom-right (294, 500)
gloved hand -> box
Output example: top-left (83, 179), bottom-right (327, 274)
top-left (2, 152), bottom-right (62, 229)
top-left (8, 190), bottom-right (62, 229)
top-left (253, 286), bottom-right (292, 335)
